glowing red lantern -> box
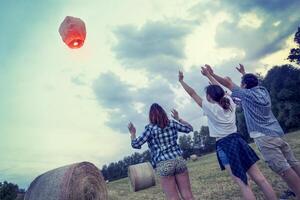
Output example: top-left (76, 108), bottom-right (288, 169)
top-left (59, 16), bottom-right (86, 49)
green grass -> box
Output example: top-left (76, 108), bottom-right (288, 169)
top-left (107, 131), bottom-right (300, 200)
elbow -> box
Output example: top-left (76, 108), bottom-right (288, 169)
top-left (224, 78), bottom-right (233, 89)
top-left (131, 142), bottom-right (141, 149)
top-left (188, 126), bottom-right (194, 133)
top-left (183, 125), bottom-right (193, 133)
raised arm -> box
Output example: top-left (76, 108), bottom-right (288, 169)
top-left (201, 65), bottom-right (221, 86)
top-left (171, 109), bottom-right (193, 132)
top-left (179, 71), bottom-right (203, 107)
top-left (236, 63), bottom-right (246, 76)
top-left (205, 65), bottom-right (237, 91)
top-left (128, 122), bottom-right (150, 149)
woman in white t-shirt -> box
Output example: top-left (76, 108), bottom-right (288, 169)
top-left (178, 65), bottom-right (277, 200)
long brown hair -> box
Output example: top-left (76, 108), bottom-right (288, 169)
top-left (149, 103), bottom-right (169, 129)
top-left (206, 85), bottom-right (232, 111)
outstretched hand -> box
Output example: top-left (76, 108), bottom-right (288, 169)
top-left (128, 122), bottom-right (136, 136)
top-left (205, 64), bottom-right (214, 75)
top-left (178, 70), bottom-right (184, 82)
top-left (236, 64), bottom-right (245, 75)
top-left (201, 66), bottom-right (210, 77)
top-left (171, 109), bottom-right (180, 121)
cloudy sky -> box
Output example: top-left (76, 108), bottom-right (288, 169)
top-left (0, 0), bottom-right (299, 188)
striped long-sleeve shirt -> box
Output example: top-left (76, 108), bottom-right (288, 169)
top-left (131, 120), bottom-right (193, 168)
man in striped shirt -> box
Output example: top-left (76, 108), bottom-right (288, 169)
top-left (205, 64), bottom-right (300, 200)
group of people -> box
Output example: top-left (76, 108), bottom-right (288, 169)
top-left (128, 64), bottom-right (300, 200)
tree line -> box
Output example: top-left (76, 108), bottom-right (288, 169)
top-left (0, 181), bottom-right (25, 200)
top-left (100, 125), bottom-right (217, 181)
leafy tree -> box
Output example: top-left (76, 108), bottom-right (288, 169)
top-left (178, 134), bottom-right (193, 158)
top-left (236, 107), bottom-right (251, 142)
top-left (262, 65), bottom-right (300, 131)
top-left (101, 150), bottom-right (151, 181)
top-left (198, 126), bottom-right (215, 153)
top-left (0, 181), bottom-right (19, 200)
top-left (288, 27), bottom-right (300, 65)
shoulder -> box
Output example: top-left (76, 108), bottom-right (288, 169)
top-left (145, 124), bottom-right (154, 131)
top-left (232, 85), bottom-right (244, 93)
top-left (231, 85), bottom-right (249, 99)
top-left (202, 98), bottom-right (221, 116)
top-left (256, 86), bottom-right (269, 92)
top-left (202, 98), bottom-right (211, 108)
top-left (202, 98), bottom-right (217, 110)
top-left (168, 119), bottom-right (177, 127)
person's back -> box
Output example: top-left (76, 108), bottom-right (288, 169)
top-left (135, 120), bottom-right (191, 166)
top-left (235, 85), bottom-right (284, 137)
top-left (128, 103), bottom-right (195, 200)
top-left (202, 94), bottom-right (237, 139)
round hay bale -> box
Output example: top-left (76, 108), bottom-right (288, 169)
top-left (128, 162), bottom-right (156, 192)
top-left (25, 162), bottom-right (108, 200)
top-left (191, 154), bottom-right (198, 161)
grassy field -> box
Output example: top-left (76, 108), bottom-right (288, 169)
top-left (107, 131), bottom-right (300, 200)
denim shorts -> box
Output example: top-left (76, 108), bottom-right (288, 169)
top-left (217, 146), bottom-right (229, 166)
top-left (156, 157), bottom-right (187, 177)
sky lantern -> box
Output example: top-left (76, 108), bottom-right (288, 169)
top-left (59, 16), bottom-right (86, 49)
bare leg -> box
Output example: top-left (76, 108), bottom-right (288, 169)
top-left (247, 164), bottom-right (277, 200)
top-left (292, 164), bottom-right (300, 178)
top-left (160, 176), bottom-right (181, 200)
top-left (279, 168), bottom-right (300, 200)
top-left (224, 165), bottom-right (256, 200)
top-left (175, 170), bottom-right (194, 200)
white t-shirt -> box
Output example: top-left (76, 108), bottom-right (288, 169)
top-left (202, 95), bottom-right (237, 139)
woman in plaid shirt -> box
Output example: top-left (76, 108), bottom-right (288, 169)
top-left (128, 103), bottom-right (195, 200)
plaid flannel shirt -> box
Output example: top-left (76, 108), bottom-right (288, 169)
top-left (216, 133), bottom-right (259, 185)
top-left (231, 85), bottom-right (284, 137)
top-left (131, 120), bottom-right (193, 168)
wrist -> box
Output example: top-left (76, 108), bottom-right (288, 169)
top-left (130, 132), bottom-right (136, 137)
top-left (131, 135), bottom-right (136, 140)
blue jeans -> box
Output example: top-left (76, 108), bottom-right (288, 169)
top-left (217, 146), bottom-right (229, 166)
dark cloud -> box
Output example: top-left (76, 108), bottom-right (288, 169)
top-left (112, 20), bottom-right (196, 81)
top-left (223, 0), bottom-right (300, 12)
top-left (113, 21), bottom-right (193, 60)
top-left (215, 14), bottom-right (299, 61)
top-left (93, 73), bottom-right (133, 109)
top-left (191, 0), bottom-right (300, 61)
top-left (191, 0), bottom-right (300, 13)
top-left (92, 72), bottom-right (179, 133)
